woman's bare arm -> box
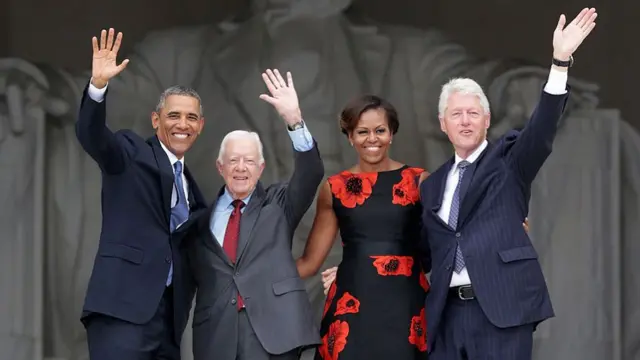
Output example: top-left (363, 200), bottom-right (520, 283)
top-left (296, 181), bottom-right (339, 279)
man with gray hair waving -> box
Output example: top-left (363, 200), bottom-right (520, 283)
top-left (419, 8), bottom-right (597, 360)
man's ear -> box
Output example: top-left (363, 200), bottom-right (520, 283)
top-left (151, 112), bottom-right (160, 130)
top-left (216, 160), bottom-right (224, 176)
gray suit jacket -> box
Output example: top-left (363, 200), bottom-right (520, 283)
top-left (177, 143), bottom-right (324, 360)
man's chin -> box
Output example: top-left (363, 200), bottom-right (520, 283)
top-left (228, 185), bottom-right (255, 199)
top-left (171, 143), bottom-right (194, 155)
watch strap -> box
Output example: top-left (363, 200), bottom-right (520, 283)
top-left (552, 55), bottom-right (573, 68)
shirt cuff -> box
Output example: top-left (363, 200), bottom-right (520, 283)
top-left (88, 79), bottom-right (108, 103)
top-left (287, 122), bottom-right (314, 152)
top-left (543, 68), bottom-right (568, 95)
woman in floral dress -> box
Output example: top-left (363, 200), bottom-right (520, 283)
top-left (296, 95), bottom-right (430, 360)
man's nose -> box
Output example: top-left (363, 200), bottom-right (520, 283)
top-left (460, 113), bottom-right (471, 125)
top-left (236, 159), bottom-right (248, 170)
top-left (176, 117), bottom-right (189, 128)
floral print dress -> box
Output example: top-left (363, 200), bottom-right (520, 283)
top-left (316, 165), bottom-right (430, 360)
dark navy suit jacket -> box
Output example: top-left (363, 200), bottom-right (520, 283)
top-left (75, 83), bottom-right (207, 344)
top-left (419, 86), bottom-right (570, 350)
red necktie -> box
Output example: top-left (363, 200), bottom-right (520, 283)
top-left (223, 199), bottom-right (245, 310)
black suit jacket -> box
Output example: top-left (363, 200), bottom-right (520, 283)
top-left (175, 143), bottom-right (324, 359)
top-left (420, 86), bottom-right (570, 351)
top-left (75, 83), bottom-right (207, 344)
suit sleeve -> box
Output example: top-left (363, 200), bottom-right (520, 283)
top-left (75, 82), bottom-right (137, 174)
top-left (506, 68), bottom-right (570, 184)
top-left (277, 126), bottom-right (325, 231)
top-left (417, 185), bottom-right (432, 273)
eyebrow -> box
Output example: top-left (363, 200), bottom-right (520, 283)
top-left (166, 111), bottom-right (200, 117)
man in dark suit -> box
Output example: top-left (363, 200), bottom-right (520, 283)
top-left (419, 9), bottom-right (597, 360)
top-left (76, 28), bottom-right (207, 359)
top-left (174, 69), bottom-right (324, 360)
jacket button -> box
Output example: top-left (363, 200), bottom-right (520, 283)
top-left (231, 298), bottom-right (237, 305)
top-left (455, 232), bottom-right (461, 238)
top-left (165, 257), bottom-right (171, 263)
top-left (235, 272), bottom-right (240, 276)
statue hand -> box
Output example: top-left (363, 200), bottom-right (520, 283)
top-left (91, 28), bottom-right (129, 88)
top-left (0, 59), bottom-right (69, 142)
top-left (552, 8), bottom-right (597, 61)
top-left (321, 266), bottom-right (338, 295)
top-left (259, 69), bottom-right (302, 126)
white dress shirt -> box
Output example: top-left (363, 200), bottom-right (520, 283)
top-left (441, 68), bottom-right (568, 287)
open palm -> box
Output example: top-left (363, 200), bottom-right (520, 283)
top-left (259, 69), bottom-right (302, 125)
top-left (553, 8), bottom-right (597, 59)
top-left (91, 28), bottom-right (129, 84)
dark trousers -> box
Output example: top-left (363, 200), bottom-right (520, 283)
top-left (237, 309), bottom-right (299, 360)
top-left (430, 296), bottom-right (534, 360)
top-left (85, 286), bottom-right (179, 360)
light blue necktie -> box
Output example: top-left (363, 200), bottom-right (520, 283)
top-left (167, 161), bottom-right (189, 285)
top-left (449, 160), bottom-right (470, 273)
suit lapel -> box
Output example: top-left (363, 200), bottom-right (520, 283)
top-left (457, 142), bottom-right (493, 227)
top-left (183, 164), bottom-right (201, 212)
top-left (197, 189), bottom-right (233, 266)
top-left (147, 136), bottom-right (174, 224)
top-left (236, 183), bottom-right (265, 264)
top-left (428, 159), bottom-right (454, 229)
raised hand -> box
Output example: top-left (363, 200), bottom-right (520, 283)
top-left (553, 8), bottom-right (597, 61)
top-left (259, 69), bottom-right (302, 126)
top-left (91, 28), bottom-right (130, 88)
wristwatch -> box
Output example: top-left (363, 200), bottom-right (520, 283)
top-left (552, 55), bottom-right (573, 68)
top-left (287, 121), bottom-right (304, 131)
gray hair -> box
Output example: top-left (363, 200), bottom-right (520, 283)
top-left (155, 85), bottom-right (204, 116)
top-left (438, 78), bottom-right (491, 117)
top-left (217, 130), bottom-right (265, 165)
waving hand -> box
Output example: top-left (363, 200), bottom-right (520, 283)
top-left (91, 28), bottom-right (130, 88)
top-left (259, 69), bottom-right (302, 126)
top-left (553, 8), bottom-right (597, 61)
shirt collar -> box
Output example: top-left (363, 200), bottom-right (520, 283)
top-left (454, 139), bottom-right (488, 168)
top-left (218, 187), bottom-right (253, 210)
top-left (159, 139), bottom-right (184, 168)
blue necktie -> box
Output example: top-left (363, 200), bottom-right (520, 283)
top-left (449, 160), bottom-right (470, 273)
top-left (167, 161), bottom-right (190, 285)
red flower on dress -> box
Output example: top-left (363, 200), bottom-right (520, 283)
top-left (334, 292), bottom-right (361, 316)
top-left (328, 171), bottom-right (378, 208)
top-left (318, 320), bottom-right (349, 360)
top-left (419, 271), bottom-right (430, 292)
top-left (370, 255), bottom-right (414, 276)
top-left (409, 308), bottom-right (427, 352)
top-left (392, 167), bottom-right (425, 206)
top-left (323, 282), bottom-right (337, 318)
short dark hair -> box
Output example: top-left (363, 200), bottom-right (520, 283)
top-left (155, 85), bottom-right (203, 116)
top-left (339, 95), bottom-right (399, 136)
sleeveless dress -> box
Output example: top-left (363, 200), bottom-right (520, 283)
top-left (315, 165), bottom-right (430, 360)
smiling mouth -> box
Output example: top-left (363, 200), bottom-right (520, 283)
top-left (172, 133), bottom-right (191, 139)
top-left (460, 130), bottom-right (473, 136)
top-left (233, 176), bottom-right (248, 181)
top-left (364, 146), bottom-right (381, 151)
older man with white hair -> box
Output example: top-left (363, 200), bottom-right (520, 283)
top-left (175, 69), bottom-right (324, 360)
top-left (418, 8), bottom-right (597, 360)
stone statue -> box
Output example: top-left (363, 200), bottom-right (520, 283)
top-left (0, 0), bottom-right (639, 359)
